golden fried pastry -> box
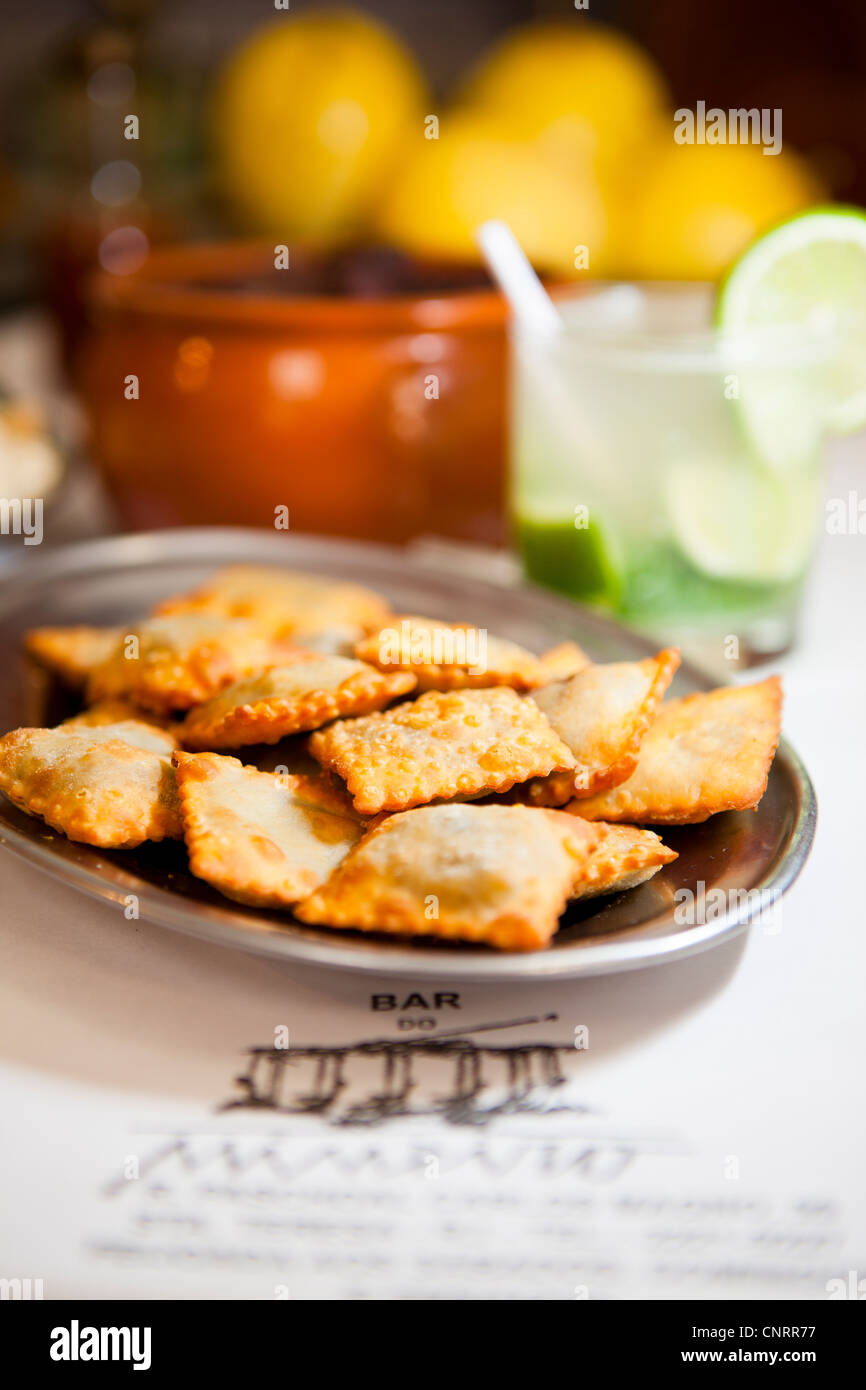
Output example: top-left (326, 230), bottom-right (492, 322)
top-left (567, 819), bottom-right (678, 897)
top-left (85, 615), bottom-right (301, 714)
top-left (9, 560), bottom-right (782, 955)
top-left (173, 751), bottom-right (364, 907)
top-left (525, 648), bottom-right (681, 804)
top-left (294, 803), bottom-right (600, 950)
top-left (570, 677), bottom-right (783, 824)
top-left (62, 702), bottom-right (179, 755)
top-left (180, 656), bottom-right (416, 750)
top-left (485, 774), bottom-right (574, 808)
top-left (0, 726), bottom-right (181, 847)
top-left (308, 686), bottom-right (575, 816)
top-left (536, 641), bottom-right (592, 684)
top-left (154, 564), bottom-right (390, 638)
top-left (291, 625), bottom-right (367, 658)
top-left (354, 615), bottom-right (549, 691)
top-left (62, 698), bottom-right (170, 729)
top-left (24, 625), bottom-right (124, 689)
top-left (295, 803), bottom-right (677, 950)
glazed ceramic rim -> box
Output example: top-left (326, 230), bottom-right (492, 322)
top-left (86, 239), bottom-right (569, 335)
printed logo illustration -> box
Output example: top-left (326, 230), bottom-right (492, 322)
top-left (224, 1015), bottom-right (587, 1127)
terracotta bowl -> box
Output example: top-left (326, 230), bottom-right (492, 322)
top-left (80, 242), bottom-right (521, 545)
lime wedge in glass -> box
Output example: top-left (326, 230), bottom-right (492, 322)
top-left (665, 457), bottom-right (818, 584)
top-left (514, 508), bottom-right (623, 606)
top-left (717, 206), bottom-right (866, 470)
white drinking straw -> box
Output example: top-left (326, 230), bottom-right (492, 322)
top-left (475, 218), bottom-right (606, 483)
top-left (476, 220), bottom-right (564, 336)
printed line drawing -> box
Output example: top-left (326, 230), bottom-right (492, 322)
top-left (224, 1015), bottom-right (588, 1126)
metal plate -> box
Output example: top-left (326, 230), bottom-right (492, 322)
top-left (0, 528), bottom-right (816, 980)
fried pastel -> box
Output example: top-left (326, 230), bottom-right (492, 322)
top-left (154, 565), bottom-right (390, 638)
top-left (354, 615), bottom-right (548, 691)
top-left (292, 624), bottom-right (367, 658)
top-left (173, 751), bottom-right (364, 907)
top-left (0, 726), bottom-right (181, 847)
top-left (571, 677), bottom-right (783, 824)
top-left (24, 625), bottom-right (123, 689)
top-left (536, 641), bottom-right (592, 684)
top-left (308, 686), bottom-right (575, 816)
top-left (567, 819), bottom-right (678, 898)
top-left (86, 615), bottom-right (301, 714)
top-left (294, 802), bottom-right (605, 950)
top-left (528, 648), bottom-right (681, 803)
top-left (61, 701), bottom-right (179, 755)
top-left (180, 656), bottom-right (416, 750)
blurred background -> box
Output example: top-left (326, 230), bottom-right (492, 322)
top-left (0, 0), bottom-right (861, 567)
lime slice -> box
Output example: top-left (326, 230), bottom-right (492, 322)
top-left (717, 207), bottom-right (866, 467)
top-left (666, 457), bottom-right (818, 584)
top-left (514, 507), bottom-right (623, 606)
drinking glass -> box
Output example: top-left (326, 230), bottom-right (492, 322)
top-left (510, 283), bottom-right (831, 662)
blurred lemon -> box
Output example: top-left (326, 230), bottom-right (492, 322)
top-left (211, 10), bottom-right (427, 243)
top-left (627, 139), bottom-right (823, 280)
top-left (460, 21), bottom-right (668, 178)
top-left (377, 109), bottom-right (611, 276)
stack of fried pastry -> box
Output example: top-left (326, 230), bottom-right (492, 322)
top-left (1, 566), bottom-right (783, 952)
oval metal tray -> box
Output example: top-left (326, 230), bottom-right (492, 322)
top-left (0, 528), bottom-right (816, 980)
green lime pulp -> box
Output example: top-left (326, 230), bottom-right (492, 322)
top-left (514, 514), bottom-right (622, 606)
top-left (516, 514), bottom-right (804, 626)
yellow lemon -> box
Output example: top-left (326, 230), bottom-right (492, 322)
top-left (461, 21), bottom-right (668, 178)
top-left (211, 10), bottom-right (427, 243)
top-left (626, 139), bottom-right (824, 280)
top-left (377, 109), bottom-right (611, 277)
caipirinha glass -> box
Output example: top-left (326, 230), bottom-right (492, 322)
top-left (511, 283), bottom-right (833, 661)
